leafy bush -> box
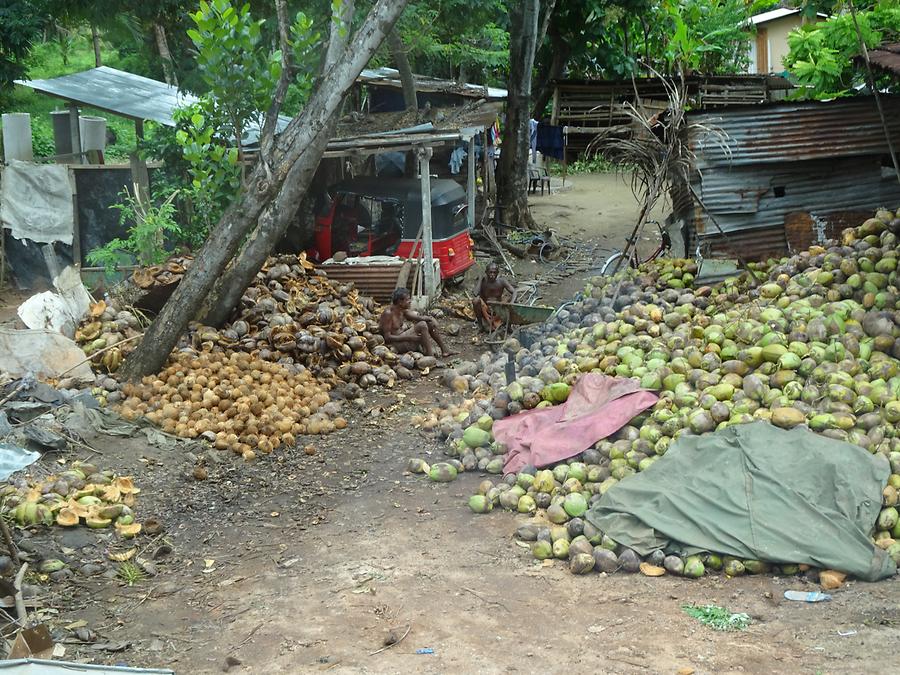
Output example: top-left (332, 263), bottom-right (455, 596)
top-left (785, 3), bottom-right (900, 99)
top-left (86, 188), bottom-right (182, 277)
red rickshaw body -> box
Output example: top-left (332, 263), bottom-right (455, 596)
top-left (309, 177), bottom-right (475, 280)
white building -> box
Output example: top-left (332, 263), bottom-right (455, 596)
top-left (747, 7), bottom-right (826, 75)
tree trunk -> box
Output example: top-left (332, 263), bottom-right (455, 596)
top-left (91, 25), bottom-right (102, 67)
top-left (536, 0), bottom-right (557, 50)
top-left (531, 24), bottom-right (570, 119)
top-left (388, 29), bottom-right (417, 110)
top-left (200, 0), bottom-right (358, 327)
top-left (260, 0), bottom-right (292, 153)
top-left (154, 23), bottom-right (178, 87)
top-left (120, 0), bottom-right (408, 380)
top-left (498, 0), bottom-right (540, 229)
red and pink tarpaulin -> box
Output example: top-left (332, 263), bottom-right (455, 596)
top-left (494, 374), bottom-right (659, 474)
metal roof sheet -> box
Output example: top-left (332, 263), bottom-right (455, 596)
top-left (866, 42), bottom-right (900, 77)
top-left (687, 96), bottom-right (900, 168)
top-left (750, 8), bottom-right (800, 24)
top-left (16, 66), bottom-right (291, 144)
top-left (16, 66), bottom-right (197, 126)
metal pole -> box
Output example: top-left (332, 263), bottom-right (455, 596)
top-left (848, 0), bottom-right (900, 187)
top-left (466, 135), bottom-right (476, 229)
top-left (68, 103), bottom-right (82, 165)
top-left (417, 146), bottom-right (436, 301)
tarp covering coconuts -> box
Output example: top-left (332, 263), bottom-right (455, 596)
top-left (494, 374), bottom-right (658, 474)
top-left (586, 422), bottom-right (895, 581)
top-left (421, 206), bottom-right (900, 580)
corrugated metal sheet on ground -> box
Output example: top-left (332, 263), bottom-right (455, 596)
top-left (687, 224), bottom-right (789, 262)
top-left (687, 96), bottom-right (900, 168)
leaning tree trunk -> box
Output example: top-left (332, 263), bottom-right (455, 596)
top-left (388, 29), bottom-right (418, 111)
top-left (120, 0), bottom-right (408, 380)
top-left (498, 0), bottom-right (540, 229)
top-left (154, 23), bottom-right (178, 87)
top-left (200, 0), bottom-right (358, 327)
top-left (91, 26), bottom-right (102, 67)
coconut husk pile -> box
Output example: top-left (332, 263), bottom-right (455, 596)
top-left (190, 253), bottom-right (406, 391)
top-left (75, 252), bottom-right (445, 454)
top-left (408, 207), bottom-right (900, 580)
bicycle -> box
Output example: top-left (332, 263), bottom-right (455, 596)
top-left (598, 219), bottom-right (672, 276)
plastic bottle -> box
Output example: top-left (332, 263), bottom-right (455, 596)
top-left (784, 590), bottom-right (832, 602)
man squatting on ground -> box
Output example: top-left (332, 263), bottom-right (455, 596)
top-left (379, 287), bottom-right (457, 358)
top-left (472, 262), bottom-right (516, 332)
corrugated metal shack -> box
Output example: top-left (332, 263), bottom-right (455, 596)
top-left (678, 96), bottom-right (900, 260)
top-left (551, 75), bottom-right (792, 156)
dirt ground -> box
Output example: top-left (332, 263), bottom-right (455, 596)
top-left (3, 174), bottom-right (899, 674)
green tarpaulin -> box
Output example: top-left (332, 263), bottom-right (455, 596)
top-left (586, 422), bottom-right (896, 581)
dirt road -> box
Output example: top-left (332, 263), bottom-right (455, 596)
top-left (7, 175), bottom-right (899, 674)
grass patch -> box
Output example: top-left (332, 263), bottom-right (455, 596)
top-left (682, 604), bottom-right (751, 631)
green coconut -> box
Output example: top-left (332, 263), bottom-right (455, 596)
top-left (462, 426), bottom-right (491, 448)
top-left (683, 555), bottom-right (705, 578)
top-left (532, 540), bottom-right (553, 560)
top-left (428, 463), bottom-right (458, 482)
top-left (468, 495), bottom-right (492, 513)
top-left (570, 552), bottom-right (596, 574)
top-left (563, 493), bottom-right (588, 518)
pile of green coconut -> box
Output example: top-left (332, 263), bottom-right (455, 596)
top-left (409, 208), bottom-right (900, 578)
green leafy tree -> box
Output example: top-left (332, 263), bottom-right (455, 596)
top-left (187, 0), bottom-right (283, 161)
top-left (391, 0), bottom-right (509, 83)
top-left (0, 1), bottom-right (46, 103)
top-left (785, 1), bottom-right (900, 99)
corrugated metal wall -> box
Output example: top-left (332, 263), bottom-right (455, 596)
top-left (679, 96), bottom-right (900, 260)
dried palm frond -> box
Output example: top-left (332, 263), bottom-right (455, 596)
top-left (585, 67), bottom-right (732, 272)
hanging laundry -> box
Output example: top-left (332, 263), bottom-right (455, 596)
top-left (536, 123), bottom-right (565, 160)
top-left (449, 146), bottom-right (467, 174)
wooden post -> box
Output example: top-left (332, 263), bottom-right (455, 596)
top-left (416, 146), bottom-right (435, 301)
top-left (131, 119), bottom-right (151, 204)
top-left (550, 85), bottom-right (559, 126)
top-left (68, 103), bottom-right (82, 165)
top-left (70, 167), bottom-right (81, 267)
top-left (466, 134), bottom-right (476, 229)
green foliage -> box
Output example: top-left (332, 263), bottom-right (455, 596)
top-left (187, 0), bottom-right (280, 147)
top-left (660, 0), bottom-right (753, 74)
top-left (682, 604), bottom-right (751, 631)
top-left (0, 1), bottom-right (46, 104)
top-left (785, 2), bottom-right (900, 99)
top-left (391, 1), bottom-right (509, 82)
top-left (559, 155), bottom-right (616, 175)
top-left (87, 188), bottom-right (182, 276)
top-left (172, 102), bottom-right (241, 245)
top-left (116, 561), bottom-right (145, 586)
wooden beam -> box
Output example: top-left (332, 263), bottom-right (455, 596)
top-left (417, 146), bottom-right (436, 301)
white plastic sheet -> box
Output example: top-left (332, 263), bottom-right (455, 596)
top-left (0, 160), bottom-right (74, 245)
top-left (17, 267), bottom-right (92, 338)
top-left (0, 329), bottom-right (94, 382)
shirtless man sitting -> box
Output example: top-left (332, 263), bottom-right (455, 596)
top-left (379, 287), bottom-right (457, 357)
top-left (472, 262), bottom-right (516, 332)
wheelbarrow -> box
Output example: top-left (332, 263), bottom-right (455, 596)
top-left (484, 301), bottom-right (556, 345)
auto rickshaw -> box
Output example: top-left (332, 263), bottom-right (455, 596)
top-left (309, 177), bottom-right (476, 281)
